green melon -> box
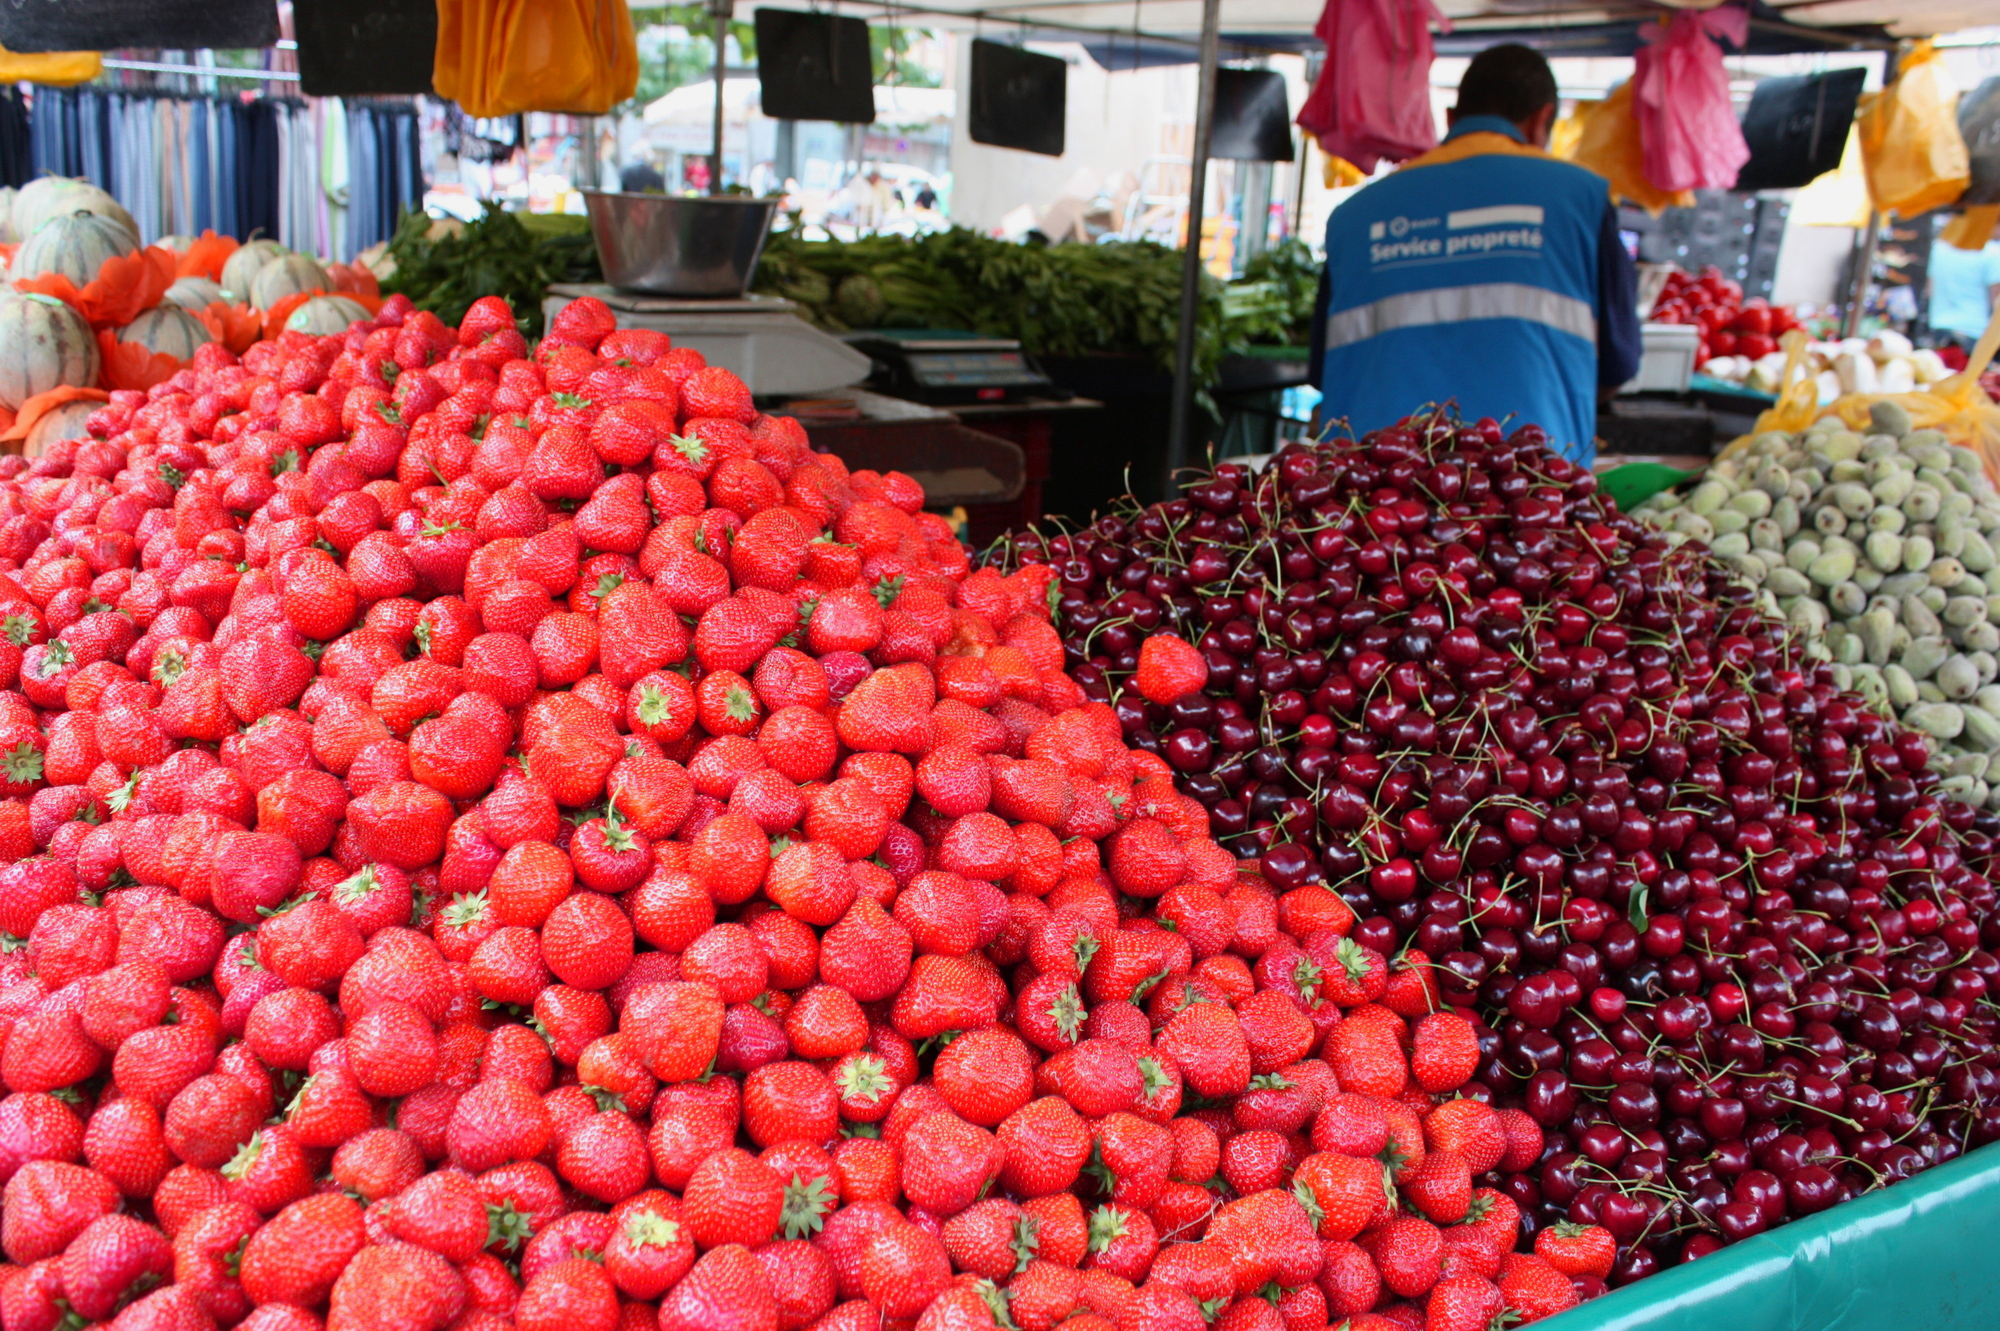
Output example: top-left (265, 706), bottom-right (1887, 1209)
top-left (0, 294), bottom-right (100, 410)
top-left (220, 239), bottom-right (289, 303)
top-left (0, 187), bottom-right (18, 245)
top-left (247, 254), bottom-right (333, 312)
top-left (284, 295), bottom-right (372, 336)
top-left (13, 177), bottom-right (138, 246)
top-left (162, 277), bottom-right (229, 312)
top-left (12, 211), bottom-right (140, 285)
top-left (116, 305), bottom-right (214, 362)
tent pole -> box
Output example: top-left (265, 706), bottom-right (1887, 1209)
top-left (1166, 0), bottom-right (1222, 492)
top-left (710, 0), bottom-right (733, 194)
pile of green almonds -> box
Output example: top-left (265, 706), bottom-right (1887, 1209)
top-left (1638, 400), bottom-right (2000, 810)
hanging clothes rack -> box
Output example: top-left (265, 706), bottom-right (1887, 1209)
top-left (25, 77), bottom-right (425, 260)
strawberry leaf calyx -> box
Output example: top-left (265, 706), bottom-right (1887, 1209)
top-left (779, 1171), bottom-right (837, 1239)
top-left (2, 741), bottom-right (44, 786)
top-left (1085, 1205), bottom-right (1129, 1254)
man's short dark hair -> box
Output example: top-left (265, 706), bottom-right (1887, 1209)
top-left (1455, 43), bottom-right (1558, 125)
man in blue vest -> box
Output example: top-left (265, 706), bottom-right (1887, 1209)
top-left (1308, 43), bottom-right (1641, 465)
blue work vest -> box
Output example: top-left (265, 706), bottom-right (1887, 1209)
top-left (1318, 117), bottom-right (1607, 461)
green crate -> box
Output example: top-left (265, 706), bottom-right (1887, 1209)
top-left (1597, 462), bottom-right (1698, 513)
top-left (1542, 1141), bottom-right (2000, 1331)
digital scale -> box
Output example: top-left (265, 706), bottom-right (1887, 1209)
top-left (845, 328), bottom-right (1060, 406)
top-left (543, 284), bottom-right (874, 398)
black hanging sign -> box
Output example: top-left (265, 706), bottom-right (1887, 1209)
top-left (1960, 77), bottom-right (2000, 207)
top-left (1733, 69), bottom-right (1867, 192)
top-left (294, 0), bottom-right (439, 98)
top-left (1212, 68), bottom-right (1294, 162)
top-left (969, 39), bottom-right (1065, 157)
top-left (0, 0), bottom-right (280, 53)
top-left (755, 9), bottom-right (877, 124)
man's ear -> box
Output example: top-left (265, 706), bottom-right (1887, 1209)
top-left (1522, 102), bottom-right (1558, 148)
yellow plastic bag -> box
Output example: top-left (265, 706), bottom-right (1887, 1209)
top-left (0, 43), bottom-right (100, 86)
top-left (1856, 40), bottom-right (1970, 219)
top-left (435, 0), bottom-right (638, 118)
top-left (1717, 330), bottom-right (1818, 461)
top-left (1820, 305), bottom-right (2000, 485)
top-left (1324, 155), bottom-right (1367, 189)
top-left (1558, 81), bottom-right (1695, 215)
top-left (1942, 203), bottom-right (2000, 251)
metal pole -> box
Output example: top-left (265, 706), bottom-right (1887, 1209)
top-left (1166, 0), bottom-right (1222, 488)
top-left (1841, 46), bottom-right (1900, 339)
top-left (710, 0), bottom-right (733, 194)
top-left (1842, 211), bottom-right (1879, 340)
top-left (1290, 135), bottom-right (1311, 241)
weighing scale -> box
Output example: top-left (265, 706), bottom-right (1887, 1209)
top-left (845, 328), bottom-right (1059, 406)
top-left (543, 284), bottom-right (874, 398)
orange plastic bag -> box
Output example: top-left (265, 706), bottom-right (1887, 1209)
top-left (1943, 204), bottom-right (2000, 251)
top-left (175, 231), bottom-right (240, 282)
top-left (194, 303), bottom-right (266, 356)
top-left (1857, 40), bottom-right (1970, 219)
top-left (95, 329), bottom-right (182, 393)
top-left (1558, 81), bottom-right (1695, 215)
top-left (13, 247), bottom-right (176, 331)
top-left (434, 0), bottom-right (638, 117)
top-left (0, 387), bottom-right (108, 445)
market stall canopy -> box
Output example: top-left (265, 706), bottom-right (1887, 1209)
top-left (743, 0), bottom-right (1936, 57)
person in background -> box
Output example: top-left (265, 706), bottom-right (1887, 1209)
top-left (1927, 228), bottom-right (2000, 349)
top-left (620, 161), bottom-right (667, 193)
top-left (1308, 43), bottom-right (1641, 466)
top-left (914, 181), bottom-right (939, 211)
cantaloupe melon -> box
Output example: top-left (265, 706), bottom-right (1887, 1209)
top-left (13, 177), bottom-right (138, 246)
top-left (12, 211), bottom-right (139, 286)
top-left (248, 254), bottom-right (333, 312)
top-left (162, 277), bottom-right (229, 312)
top-left (116, 305), bottom-right (214, 362)
top-left (0, 294), bottom-right (100, 409)
top-left (22, 397), bottom-right (98, 460)
top-left (284, 295), bottom-right (372, 335)
top-left (220, 239), bottom-right (288, 302)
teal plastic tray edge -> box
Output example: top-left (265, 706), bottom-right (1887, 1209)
top-left (1538, 1140), bottom-right (2000, 1331)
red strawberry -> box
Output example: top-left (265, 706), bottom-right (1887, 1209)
top-left (859, 1222), bottom-right (952, 1319)
top-left (59, 1213), bottom-right (174, 1320)
top-left (3, 1160), bottom-right (120, 1263)
top-left (1132, 633), bottom-right (1206, 704)
top-left (656, 1243), bottom-right (778, 1331)
top-left (1425, 1275), bottom-right (1503, 1331)
top-left (682, 368), bottom-right (756, 423)
top-left (1532, 1222), bottom-right (1615, 1280)
top-left (683, 1146), bottom-right (785, 1247)
top-left (327, 1240), bottom-right (468, 1331)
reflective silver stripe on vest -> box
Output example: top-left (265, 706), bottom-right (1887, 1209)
top-left (1325, 282), bottom-right (1596, 349)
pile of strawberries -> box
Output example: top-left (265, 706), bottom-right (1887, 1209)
top-left (0, 292), bottom-right (1606, 1331)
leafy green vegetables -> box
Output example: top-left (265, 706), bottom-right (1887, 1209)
top-left (381, 206), bottom-right (601, 335)
top-left (753, 228), bottom-right (1234, 383)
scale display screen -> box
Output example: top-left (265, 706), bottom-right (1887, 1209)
top-left (905, 350), bottom-right (1043, 387)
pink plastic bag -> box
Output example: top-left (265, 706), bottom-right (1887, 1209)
top-left (1296, 0), bottom-right (1449, 175)
top-left (1632, 6), bottom-right (1752, 193)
